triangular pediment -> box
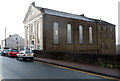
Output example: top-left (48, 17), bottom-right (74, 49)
top-left (23, 3), bottom-right (42, 24)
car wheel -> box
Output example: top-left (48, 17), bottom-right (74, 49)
top-left (23, 58), bottom-right (26, 61)
top-left (16, 57), bottom-right (19, 60)
top-left (30, 58), bottom-right (33, 62)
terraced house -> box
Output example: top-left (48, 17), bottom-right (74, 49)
top-left (23, 2), bottom-right (116, 54)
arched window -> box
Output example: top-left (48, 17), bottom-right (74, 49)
top-left (53, 22), bottom-right (58, 44)
top-left (67, 24), bottom-right (72, 44)
top-left (89, 26), bottom-right (93, 44)
top-left (79, 25), bottom-right (83, 44)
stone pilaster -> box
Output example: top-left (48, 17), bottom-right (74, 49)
top-left (24, 26), bottom-right (27, 50)
top-left (39, 19), bottom-right (43, 50)
top-left (34, 21), bottom-right (37, 50)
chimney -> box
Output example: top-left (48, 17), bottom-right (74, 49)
top-left (31, 2), bottom-right (35, 6)
top-left (9, 35), bottom-right (11, 37)
top-left (80, 14), bottom-right (85, 17)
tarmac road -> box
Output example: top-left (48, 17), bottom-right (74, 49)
top-left (0, 56), bottom-right (117, 81)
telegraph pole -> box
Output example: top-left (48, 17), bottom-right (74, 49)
top-left (5, 27), bottom-right (6, 47)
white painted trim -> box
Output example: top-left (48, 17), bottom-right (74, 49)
top-left (24, 15), bottom-right (43, 26)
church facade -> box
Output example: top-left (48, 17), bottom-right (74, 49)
top-left (23, 2), bottom-right (116, 54)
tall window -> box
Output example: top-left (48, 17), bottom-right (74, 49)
top-left (89, 26), bottom-right (93, 44)
top-left (110, 26), bottom-right (113, 31)
top-left (104, 33), bottom-right (107, 39)
top-left (104, 25), bottom-right (107, 31)
top-left (98, 32), bottom-right (102, 39)
top-left (67, 24), bottom-right (72, 44)
top-left (98, 25), bottom-right (101, 31)
top-left (53, 22), bottom-right (59, 44)
top-left (79, 25), bottom-right (83, 44)
top-left (110, 33), bottom-right (113, 40)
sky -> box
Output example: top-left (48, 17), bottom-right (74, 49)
top-left (0, 0), bottom-right (119, 45)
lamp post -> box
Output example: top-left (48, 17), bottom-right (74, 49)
top-left (5, 27), bottom-right (6, 47)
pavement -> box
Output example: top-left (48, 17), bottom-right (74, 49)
top-left (34, 57), bottom-right (120, 79)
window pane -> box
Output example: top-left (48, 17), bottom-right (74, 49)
top-left (53, 22), bottom-right (58, 44)
top-left (98, 32), bottom-right (102, 39)
top-left (104, 25), bottom-right (107, 31)
top-left (98, 25), bottom-right (101, 31)
top-left (110, 26), bottom-right (113, 31)
top-left (89, 26), bottom-right (93, 44)
top-left (79, 25), bottom-right (83, 44)
top-left (104, 33), bottom-right (107, 39)
top-left (67, 24), bottom-right (72, 44)
top-left (110, 33), bottom-right (113, 39)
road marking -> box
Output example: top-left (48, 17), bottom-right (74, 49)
top-left (35, 61), bottom-right (119, 81)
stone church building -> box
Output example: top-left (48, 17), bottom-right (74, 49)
top-left (23, 2), bottom-right (116, 54)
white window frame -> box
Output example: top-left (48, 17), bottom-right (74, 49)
top-left (79, 25), bottom-right (83, 44)
top-left (53, 22), bottom-right (59, 44)
top-left (67, 24), bottom-right (72, 44)
top-left (89, 26), bottom-right (93, 44)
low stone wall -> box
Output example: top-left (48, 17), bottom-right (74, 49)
top-left (33, 50), bottom-right (120, 69)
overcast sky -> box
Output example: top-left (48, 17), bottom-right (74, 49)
top-left (0, 0), bottom-right (119, 44)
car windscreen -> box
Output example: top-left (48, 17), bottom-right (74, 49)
top-left (12, 50), bottom-right (18, 52)
top-left (4, 49), bottom-right (9, 52)
top-left (25, 51), bottom-right (33, 54)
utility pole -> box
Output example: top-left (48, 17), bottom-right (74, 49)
top-left (5, 27), bottom-right (6, 47)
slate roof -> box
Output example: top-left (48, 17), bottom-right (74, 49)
top-left (25, 2), bottom-right (115, 26)
top-left (35, 6), bottom-right (95, 22)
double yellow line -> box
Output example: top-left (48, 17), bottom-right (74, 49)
top-left (35, 61), bottom-right (119, 81)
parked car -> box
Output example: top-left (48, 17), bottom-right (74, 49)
top-left (16, 50), bottom-right (34, 61)
top-left (8, 49), bottom-right (18, 57)
top-left (0, 49), bottom-right (3, 55)
top-left (1, 49), bottom-right (10, 56)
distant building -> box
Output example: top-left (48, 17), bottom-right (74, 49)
top-left (116, 44), bottom-right (120, 54)
top-left (23, 2), bottom-right (116, 54)
top-left (1, 34), bottom-right (24, 51)
top-left (1, 40), bottom-right (5, 49)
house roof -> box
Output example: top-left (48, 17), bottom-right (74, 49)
top-left (35, 6), bottom-right (95, 22)
top-left (24, 2), bottom-right (115, 26)
top-left (6, 34), bottom-right (24, 40)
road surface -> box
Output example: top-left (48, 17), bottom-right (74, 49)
top-left (0, 56), bottom-right (117, 81)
